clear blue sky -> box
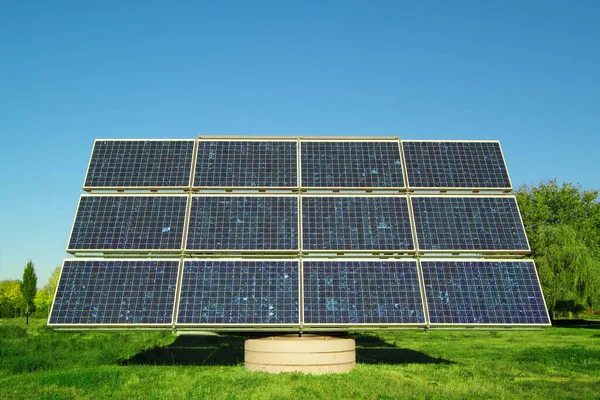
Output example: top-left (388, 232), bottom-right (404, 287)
top-left (1, 1), bottom-right (598, 285)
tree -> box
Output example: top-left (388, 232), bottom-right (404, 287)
top-left (34, 267), bottom-right (61, 318)
top-left (20, 260), bottom-right (37, 324)
top-left (0, 280), bottom-right (26, 318)
top-left (515, 180), bottom-right (600, 318)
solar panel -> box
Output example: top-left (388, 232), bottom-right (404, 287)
top-left (84, 140), bottom-right (194, 189)
top-left (301, 140), bottom-right (404, 188)
top-left (402, 141), bottom-right (511, 190)
top-left (421, 259), bottom-right (550, 325)
top-left (177, 260), bottom-right (299, 325)
top-left (186, 195), bottom-right (299, 251)
top-left (67, 195), bottom-right (188, 252)
top-left (48, 259), bottom-right (179, 326)
top-left (194, 140), bottom-right (298, 188)
top-left (301, 196), bottom-right (414, 251)
top-left (303, 260), bottom-right (425, 325)
top-left (411, 195), bottom-right (529, 253)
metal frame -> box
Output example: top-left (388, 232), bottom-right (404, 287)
top-left (66, 193), bottom-right (189, 254)
top-left (401, 140), bottom-right (513, 192)
top-left (419, 258), bottom-right (551, 328)
top-left (193, 138), bottom-right (300, 190)
top-left (185, 193), bottom-right (301, 253)
top-left (175, 258), bottom-right (301, 328)
top-left (410, 194), bottom-right (531, 255)
top-left (83, 139), bottom-right (196, 192)
top-left (47, 258), bottom-right (181, 328)
top-left (300, 193), bottom-right (416, 254)
top-left (300, 258), bottom-right (428, 329)
top-left (299, 138), bottom-right (407, 191)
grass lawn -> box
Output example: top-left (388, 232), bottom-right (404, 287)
top-left (1, 318), bottom-right (599, 399)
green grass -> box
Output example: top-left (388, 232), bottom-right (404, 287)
top-left (1, 319), bottom-right (599, 399)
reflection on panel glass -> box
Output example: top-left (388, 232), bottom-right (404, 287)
top-left (186, 196), bottom-right (298, 251)
top-left (49, 260), bottom-right (179, 325)
top-left (177, 260), bottom-right (299, 324)
top-left (68, 196), bottom-right (187, 251)
top-left (412, 196), bottom-right (528, 252)
top-left (302, 196), bottom-right (414, 251)
top-left (303, 260), bottom-right (424, 324)
top-left (85, 140), bottom-right (194, 188)
top-left (422, 260), bottom-right (550, 325)
top-left (403, 141), bottom-right (511, 189)
top-left (301, 141), bottom-right (404, 187)
top-left (194, 141), bottom-right (297, 187)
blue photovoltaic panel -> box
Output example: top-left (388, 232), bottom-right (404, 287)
top-left (402, 141), bottom-right (511, 189)
top-left (49, 260), bottom-right (179, 325)
top-left (302, 196), bottom-right (414, 251)
top-left (411, 196), bottom-right (529, 252)
top-left (301, 141), bottom-right (404, 188)
top-left (68, 196), bottom-right (188, 251)
top-left (194, 140), bottom-right (298, 187)
top-left (84, 140), bottom-right (194, 188)
top-left (177, 260), bottom-right (299, 324)
top-left (186, 196), bottom-right (298, 251)
top-left (303, 260), bottom-right (425, 324)
top-left (421, 260), bottom-right (550, 325)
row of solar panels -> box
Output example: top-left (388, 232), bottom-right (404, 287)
top-left (84, 139), bottom-right (512, 190)
top-left (68, 194), bottom-right (529, 254)
top-left (48, 258), bottom-right (550, 328)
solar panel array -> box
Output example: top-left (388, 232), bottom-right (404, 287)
top-left (50, 137), bottom-right (550, 330)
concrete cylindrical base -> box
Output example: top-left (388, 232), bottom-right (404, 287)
top-left (245, 335), bottom-right (356, 374)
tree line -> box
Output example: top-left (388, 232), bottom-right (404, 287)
top-left (1, 179), bottom-right (598, 321)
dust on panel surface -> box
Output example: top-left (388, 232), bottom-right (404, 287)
top-left (49, 260), bottom-right (179, 325)
top-left (421, 260), bottom-right (550, 325)
top-left (403, 141), bottom-right (511, 189)
top-left (194, 140), bottom-right (298, 187)
top-left (84, 140), bottom-right (194, 188)
top-left (177, 260), bottom-right (299, 324)
top-left (68, 196), bottom-right (188, 251)
top-left (303, 260), bottom-right (425, 324)
top-left (302, 196), bottom-right (414, 251)
top-left (411, 196), bottom-right (529, 252)
top-left (301, 141), bottom-right (404, 188)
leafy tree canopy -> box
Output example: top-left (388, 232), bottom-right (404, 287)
top-left (515, 180), bottom-right (600, 317)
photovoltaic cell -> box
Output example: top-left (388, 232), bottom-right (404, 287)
top-left (84, 140), bottom-right (194, 188)
top-left (302, 196), bottom-right (414, 251)
top-left (402, 141), bottom-right (511, 189)
top-left (68, 195), bottom-right (188, 251)
top-left (301, 141), bottom-right (404, 188)
top-left (186, 196), bottom-right (299, 251)
top-left (177, 260), bottom-right (299, 324)
top-left (421, 260), bottom-right (550, 325)
top-left (49, 260), bottom-right (179, 325)
top-left (303, 260), bottom-right (425, 324)
top-left (194, 140), bottom-right (298, 187)
top-left (411, 196), bottom-right (529, 252)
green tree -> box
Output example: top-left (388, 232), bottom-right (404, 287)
top-left (0, 280), bottom-right (26, 318)
top-left (33, 267), bottom-right (61, 318)
top-left (20, 260), bottom-right (37, 324)
top-left (515, 180), bottom-right (600, 318)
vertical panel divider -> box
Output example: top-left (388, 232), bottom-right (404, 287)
top-left (415, 258), bottom-right (431, 328)
top-left (189, 137), bottom-right (200, 191)
top-left (398, 139), bottom-right (410, 191)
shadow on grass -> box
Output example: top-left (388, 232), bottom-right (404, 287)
top-left (121, 333), bottom-right (453, 366)
top-left (553, 319), bottom-right (600, 329)
top-left (351, 333), bottom-right (454, 365)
